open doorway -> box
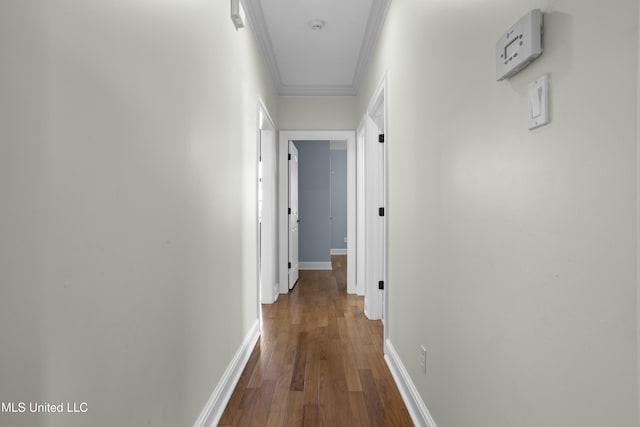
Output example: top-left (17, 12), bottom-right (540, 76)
top-left (285, 140), bottom-right (349, 274)
top-left (356, 73), bottom-right (388, 336)
top-left (278, 131), bottom-right (357, 296)
top-left (277, 102), bottom-right (388, 340)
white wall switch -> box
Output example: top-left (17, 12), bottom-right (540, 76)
top-left (528, 74), bottom-right (549, 130)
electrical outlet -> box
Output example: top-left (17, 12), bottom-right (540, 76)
top-left (419, 345), bottom-right (427, 375)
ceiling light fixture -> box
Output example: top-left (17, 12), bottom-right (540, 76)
top-left (309, 19), bottom-right (326, 31)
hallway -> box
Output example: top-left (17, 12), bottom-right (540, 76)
top-left (2, 2), bottom-right (639, 426)
top-left (219, 256), bottom-right (412, 426)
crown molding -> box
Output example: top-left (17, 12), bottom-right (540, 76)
top-left (242, 0), bottom-right (391, 96)
top-left (242, 0), bottom-right (284, 90)
top-left (279, 84), bottom-right (357, 96)
top-left (351, 0), bottom-right (392, 93)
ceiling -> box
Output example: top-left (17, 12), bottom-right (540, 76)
top-left (242, 0), bottom-right (391, 96)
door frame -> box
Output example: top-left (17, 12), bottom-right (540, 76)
top-left (356, 122), bottom-right (366, 297)
top-left (278, 130), bottom-right (356, 295)
top-left (257, 98), bottom-right (277, 309)
top-left (361, 73), bottom-right (388, 342)
top-left (287, 141), bottom-right (299, 289)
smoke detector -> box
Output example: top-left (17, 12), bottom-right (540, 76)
top-left (309, 20), bottom-right (326, 31)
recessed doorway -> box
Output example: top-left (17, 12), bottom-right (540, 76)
top-left (278, 131), bottom-right (357, 296)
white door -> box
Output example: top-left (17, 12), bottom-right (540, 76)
top-left (258, 134), bottom-right (263, 298)
top-left (288, 141), bottom-right (300, 289)
top-left (364, 115), bottom-right (384, 319)
top-left (259, 128), bottom-right (277, 303)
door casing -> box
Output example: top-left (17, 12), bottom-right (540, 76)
top-left (364, 73), bottom-right (389, 343)
top-left (288, 141), bottom-right (299, 289)
top-left (278, 131), bottom-right (356, 295)
top-left (257, 99), bottom-right (277, 307)
top-left (356, 122), bottom-right (366, 297)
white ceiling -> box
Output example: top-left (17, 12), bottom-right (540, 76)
top-left (242, 0), bottom-right (391, 96)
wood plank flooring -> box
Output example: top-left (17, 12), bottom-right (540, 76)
top-left (219, 256), bottom-right (413, 426)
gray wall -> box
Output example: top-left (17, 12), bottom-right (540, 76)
top-left (358, 1), bottom-right (639, 426)
top-left (330, 148), bottom-right (348, 250)
top-left (295, 141), bottom-right (331, 263)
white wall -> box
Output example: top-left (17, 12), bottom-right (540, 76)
top-left (637, 2), bottom-right (640, 422)
top-left (0, 1), bottom-right (277, 426)
top-left (0, 2), bottom-right (47, 426)
top-left (358, 1), bottom-right (638, 426)
top-left (278, 96), bottom-right (357, 130)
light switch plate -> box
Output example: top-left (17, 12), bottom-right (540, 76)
top-left (528, 74), bottom-right (549, 130)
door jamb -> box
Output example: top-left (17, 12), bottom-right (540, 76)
top-left (356, 120), bottom-right (366, 297)
top-left (257, 98), bottom-right (277, 315)
top-left (365, 73), bottom-right (389, 345)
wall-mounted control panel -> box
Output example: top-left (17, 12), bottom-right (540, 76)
top-left (496, 9), bottom-right (543, 81)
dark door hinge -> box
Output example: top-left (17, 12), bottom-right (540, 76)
top-left (288, 153), bottom-right (291, 160)
top-left (378, 281), bottom-right (384, 290)
top-left (379, 134), bottom-right (385, 143)
top-left (288, 208), bottom-right (291, 214)
top-left (288, 262), bottom-right (292, 269)
top-left (379, 207), bottom-right (385, 217)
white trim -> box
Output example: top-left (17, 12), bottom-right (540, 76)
top-left (346, 130), bottom-right (357, 295)
top-left (193, 320), bottom-right (260, 427)
top-left (242, 0), bottom-right (391, 96)
top-left (261, 290), bottom-right (278, 305)
top-left (257, 98), bottom-right (277, 310)
top-left (299, 262), bottom-right (332, 270)
top-left (351, 0), bottom-right (392, 95)
top-left (279, 131), bottom-right (357, 296)
top-left (362, 73), bottom-right (388, 323)
top-left (330, 248), bottom-right (347, 255)
top-left (356, 117), bottom-right (366, 297)
top-left (241, 0), bottom-right (283, 89)
top-left (384, 339), bottom-right (438, 427)
top-left (365, 72), bottom-right (390, 341)
top-left (279, 84), bottom-right (357, 96)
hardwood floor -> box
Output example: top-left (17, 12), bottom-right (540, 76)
top-left (218, 256), bottom-right (413, 426)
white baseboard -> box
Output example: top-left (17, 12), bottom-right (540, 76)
top-left (299, 262), bottom-right (332, 270)
top-left (261, 295), bottom-right (277, 304)
top-left (330, 248), bottom-right (347, 255)
top-left (193, 320), bottom-right (260, 427)
top-left (261, 284), bottom-right (279, 304)
top-left (384, 339), bottom-right (438, 427)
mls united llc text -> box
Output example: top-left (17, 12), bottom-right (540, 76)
top-left (1, 402), bottom-right (88, 414)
